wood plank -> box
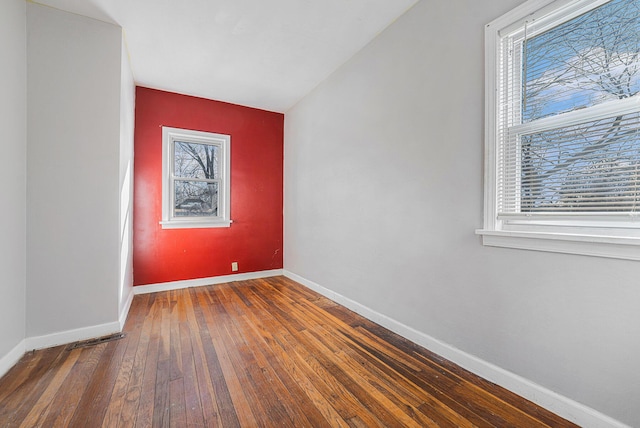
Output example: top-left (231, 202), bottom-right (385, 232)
top-left (205, 287), bottom-right (290, 426)
top-left (182, 290), bottom-right (222, 427)
top-left (234, 285), bottom-right (366, 426)
top-left (152, 294), bottom-right (173, 427)
top-left (116, 294), bottom-right (157, 428)
top-left (42, 345), bottom-right (105, 427)
top-left (359, 322), bottom-right (568, 427)
top-left (250, 280), bottom-right (446, 426)
top-left (100, 295), bottom-right (147, 427)
top-left (246, 282), bottom-right (397, 427)
top-left (169, 378), bottom-right (186, 427)
top-left (271, 276), bottom-right (574, 427)
top-left (132, 293), bottom-right (165, 427)
top-left (218, 282), bottom-right (331, 427)
top-left (189, 287), bottom-right (243, 427)
top-left (18, 348), bottom-right (82, 427)
top-left (0, 346), bottom-right (68, 425)
top-left (0, 276), bottom-right (580, 428)
top-left (0, 348), bottom-right (50, 403)
top-left (177, 321), bottom-right (206, 427)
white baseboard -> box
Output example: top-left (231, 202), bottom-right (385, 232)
top-left (119, 287), bottom-right (134, 330)
top-left (0, 339), bottom-right (26, 379)
top-left (283, 270), bottom-right (630, 428)
top-left (1, 292), bottom-right (134, 377)
top-left (0, 270), bottom-right (283, 377)
top-left (133, 269), bottom-right (284, 295)
top-left (24, 321), bottom-right (122, 351)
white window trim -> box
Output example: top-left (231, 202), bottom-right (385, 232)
top-left (477, 0), bottom-right (640, 261)
top-left (161, 127), bottom-right (231, 229)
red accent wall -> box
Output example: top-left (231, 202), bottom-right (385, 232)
top-left (133, 87), bottom-right (283, 286)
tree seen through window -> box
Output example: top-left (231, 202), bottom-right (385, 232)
top-left (516, 0), bottom-right (640, 212)
top-left (173, 141), bottom-right (220, 217)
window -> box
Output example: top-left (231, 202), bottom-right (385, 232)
top-left (161, 127), bottom-right (231, 229)
top-left (479, 0), bottom-right (640, 260)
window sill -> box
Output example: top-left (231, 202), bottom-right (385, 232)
top-left (476, 229), bottom-right (640, 261)
top-left (160, 219), bottom-right (232, 229)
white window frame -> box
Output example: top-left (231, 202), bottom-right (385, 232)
top-left (161, 127), bottom-right (231, 229)
top-left (477, 0), bottom-right (640, 261)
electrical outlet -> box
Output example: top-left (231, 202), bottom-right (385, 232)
top-left (231, 262), bottom-right (238, 272)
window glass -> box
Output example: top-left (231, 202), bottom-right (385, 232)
top-left (518, 112), bottom-right (640, 212)
top-left (523, 0), bottom-right (640, 122)
top-left (174, 141), bottom-right (220, 179)
top-left (174, 181), bottom-right (219, 217)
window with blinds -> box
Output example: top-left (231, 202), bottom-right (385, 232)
top-left (160, 127), bottom-right (231, 229)
top-left (479, 0), bottom-right (640, 260)
top-left (497, 0), bottom-right (640, 217)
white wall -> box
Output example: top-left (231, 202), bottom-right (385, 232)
top-left (27, 4), bottom-right (123, 342)
top-left (119, 38), bottom-right (135, 326)
top-left (284, 0), bottom-right (640, 426)
top-left (0, 0), bottom-right (27, 371)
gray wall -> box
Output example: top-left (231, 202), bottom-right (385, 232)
top-left (0, 1), bottom-right (134, 373)
top-left (26, 4), bottom-right (123, 339)
top-left (284, 0), bottom-right (640, 425)
top-left (0, 0), bottom-right (27, 363)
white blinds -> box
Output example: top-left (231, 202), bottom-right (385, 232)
top-left (498, 112), bottom-right (640, 213)
top-left (497, 0), bottom-right (640, 216)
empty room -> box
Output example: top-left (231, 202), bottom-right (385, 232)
top-left (1, 0), bottom-right (638, 426)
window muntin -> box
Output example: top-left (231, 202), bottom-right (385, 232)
top-left (161, 127), bottom-right (231, 229)
top-left (480, 0), bottom-right (640, 260)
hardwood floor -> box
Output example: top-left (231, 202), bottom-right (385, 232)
top-left (0, 276), bottom-right (578, 427)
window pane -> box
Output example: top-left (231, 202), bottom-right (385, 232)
top-left (518, 112), bottom-right (640, 212)
top-left (523, 0), bottom-right (640, 122)
top-left (174, 181), bottom-right (219, 217)
top-left (174, 141), bottom-right (219, 179)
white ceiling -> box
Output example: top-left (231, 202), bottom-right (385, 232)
top-left (34, 0), bottom-right (419, 112)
